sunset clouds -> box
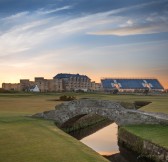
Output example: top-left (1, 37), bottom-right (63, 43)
top-left (0, 0), bottom-right (168, 88)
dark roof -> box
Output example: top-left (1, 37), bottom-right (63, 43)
top-left (101, 78), bottom-right (164, 90)
top-left (53, 73), bottom-right (90, 80)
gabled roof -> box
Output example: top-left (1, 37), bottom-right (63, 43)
top-left (29, 85), bottom-right (40, 92)
top-left (53, 73), bottom-right (90, 80)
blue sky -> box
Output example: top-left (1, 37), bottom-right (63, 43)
top-left (0, 0), bottom-right (168, 88)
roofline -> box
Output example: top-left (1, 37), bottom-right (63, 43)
top-left (54, 73), bottom-right (91, 79)
top-left (101, 77), bottom-right (158, 80)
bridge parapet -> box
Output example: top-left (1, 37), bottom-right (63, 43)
top-left (33, 99), bottom-right (168, 126)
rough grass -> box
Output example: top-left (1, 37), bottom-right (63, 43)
top-left (0, 93), bottom-right (168, 161)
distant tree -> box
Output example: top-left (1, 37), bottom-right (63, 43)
top-left (165, 89), bottom-right (168, 93)
top-left (0, 88), bottom-right (7, 93)
top-left (75, 89), bottom-right (85, 93)
top-left (143, 88), bottom-right (150, 95)
top-left (112, 89), bottom-right (119, 94)
top-left (0, 88), bottom-right (18, 93)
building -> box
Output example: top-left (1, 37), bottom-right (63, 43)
top-left (101, 78), bottom-right (164, 92)
top-left (35, 77), bottom-right (49, 92)
top-left (29, 85), bottom-right (40, 92)
top-left (2, 77), bottom-right (63, 92)
top-left (34, 77), bottom-right (63, 92)
top-left (2, 75), bottom-right (164, 93)
top-left (2, 73), bottom-right (101, 92)
top-left (54, 73), bottom-right (92, 92)
top-left (47, 79), bottom-right (63, 92)
top-left (2, 83), bottom-right (21, 91)
top-left (20, 79), bottom-right (35, 91)
top-left (90, 81), bottom-right (102, 92)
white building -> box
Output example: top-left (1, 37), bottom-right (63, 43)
top-left (29, 85), bottom-right (40, 92)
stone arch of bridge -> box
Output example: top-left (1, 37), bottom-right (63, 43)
top-left (60, 112), bottom-right (116, 128)
top-left (61, 114), bottom-right (88, 128)
top-left (33, 99), bottom-right (168, 126)
top-left (56, 108), bottom-right (118, 127)
top-left (52, 99), bottom-right (122, 126)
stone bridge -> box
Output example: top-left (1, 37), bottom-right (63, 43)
top-left (33, 99), bottom-right (168, 126)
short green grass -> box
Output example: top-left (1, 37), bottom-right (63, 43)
top-left (0, 116), bottom-right (108, 162)
top-left (0, 93), bottom-right (109, 162)
top-left (122, 125), bottom-right (168, 149)
top-left (0, 92), bottom-right (168, 161)
top-left (0, 92), bottom-right (168, 114)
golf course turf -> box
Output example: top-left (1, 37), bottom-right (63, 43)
top-left (0, 93), bottom-right (167, 161)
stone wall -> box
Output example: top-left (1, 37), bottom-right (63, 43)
top-left (118, 127), bottom-right (168, 162)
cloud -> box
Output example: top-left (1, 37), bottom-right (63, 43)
top-left (36, 5), bottom-right (72, 15)
top-left (83, 0), bottom-right (168, 17)
top-left (0, 0), bottom-right (168, 89)
top-left (0, 17), bottom-right (53, 56)
top-left (0, 0), bottom-right (168, 58)
top-left (88, 23), bottom-right (168, 36)
top-left (1, 11), bottom-right (29, 21)
top-left (0, 6), bottom-right (124, 56)
top-left (86, 1), bottom-right (168, 36)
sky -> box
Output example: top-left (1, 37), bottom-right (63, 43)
top-left (0, 0), bottom-right (168, 88)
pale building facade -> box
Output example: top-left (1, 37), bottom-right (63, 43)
top-left (20, 79), bottom-right (35, 91)
top-left (34, 77), bottom-right (63, 92)
top-left (2, 83), bottom-right (21, 91)
top-left (35, 77), bottom-right (49, 92)
top-left (53, 73), bottom-right (93, 92)
top-left (48, 79), bottom-right (63, 92)
top-left (90, 82), bottom-right (103, 92)
top-left (2, 73), bottom-right (101, 92)
top-left (2, 77), bottom-right (63, 92)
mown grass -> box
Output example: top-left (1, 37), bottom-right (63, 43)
top-left (0, 94), bottom-right (60, 114)
top-left (0, 93), bottom-right (109, 162)
top-left (0, 92), bottom-right (168, 114)
top-left (0, 93), bottom-right (168, 161)
top-left (0, 116), bottom-right (108, 162)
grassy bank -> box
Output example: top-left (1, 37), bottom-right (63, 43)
top-left (122, 125), bottom-right (168, 149)
top-left (0, 94), bottom-right (109, 162)
top-left (118, 126), bottom-right (168, 162)
top-left (0, 93), bottom-right (168, 161)
top-left (0, 116), bottom-right (109, 162)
